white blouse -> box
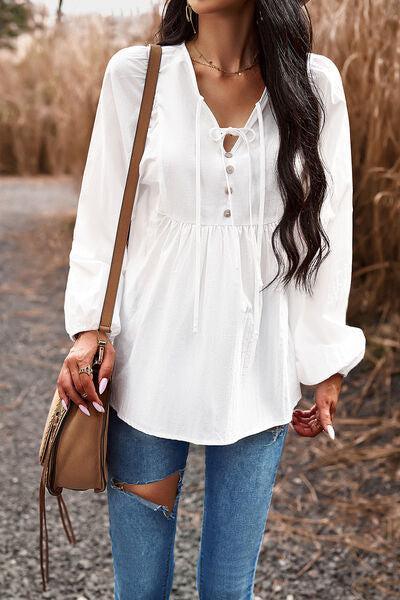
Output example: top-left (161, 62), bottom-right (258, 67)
top-left (64, 41), bottom-right (366, 445)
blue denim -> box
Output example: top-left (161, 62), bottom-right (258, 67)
top-left (107, 406), bottom-right (289, 600)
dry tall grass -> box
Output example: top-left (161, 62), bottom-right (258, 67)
top-left (0, 10), bottom-right (159, 175)
top-left (0, 1), bottom-right (398, 347)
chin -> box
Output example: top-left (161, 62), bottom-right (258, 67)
top-left (189, 0), bottom-right (247, 16)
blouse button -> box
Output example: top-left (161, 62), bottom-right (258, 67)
top-left (223, 209), bottom-right (231, 218)
top-left (226, 165), bottom-right (234, 174)
top-left (224, 151), bottom-right (233, 158)
top-left (224, 185), bottom-right (233, 195)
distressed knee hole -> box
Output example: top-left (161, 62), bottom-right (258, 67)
top-left (112, 470), bottom-right (183, 518)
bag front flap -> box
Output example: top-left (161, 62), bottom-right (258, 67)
top-left (53, 389), bottom-right (110, 492)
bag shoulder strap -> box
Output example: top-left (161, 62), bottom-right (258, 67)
top-left (98, 43), bottom-right (162, 336)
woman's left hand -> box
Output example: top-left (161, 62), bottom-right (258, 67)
top-left (291, 373), bottom-right (343, 439)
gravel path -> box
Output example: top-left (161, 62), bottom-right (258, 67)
top-left (0, 177), bottom-right (397, 600)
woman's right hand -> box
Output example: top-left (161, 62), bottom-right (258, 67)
top-left (57, 330), bottom-right (115, 416)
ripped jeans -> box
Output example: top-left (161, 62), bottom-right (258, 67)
top-left (107, 406), bottom-right (289, 600)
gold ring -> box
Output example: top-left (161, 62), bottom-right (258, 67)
top-left (79, 365), bottom-right (93, 376)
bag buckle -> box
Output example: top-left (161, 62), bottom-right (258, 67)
top-left (94, 328), bottom-right (110, 366)
top-left (97, 339), bottom-right (107, 365)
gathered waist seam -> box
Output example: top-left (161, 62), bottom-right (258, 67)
top-left (155, 209), bottom-right (280, 228)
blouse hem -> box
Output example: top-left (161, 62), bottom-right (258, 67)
top-left (109, 394), bottom-right (302, 446)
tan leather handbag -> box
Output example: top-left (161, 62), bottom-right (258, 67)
top-left (38, 42), bottom-right (162, 592)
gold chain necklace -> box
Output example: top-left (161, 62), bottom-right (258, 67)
top-left (189, 42), bottom-right (259, 76)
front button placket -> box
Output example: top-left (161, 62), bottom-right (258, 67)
top-left (209, 125), bottom-right (256, 232)
top-left (224, 155), bottom-right (235, 220)
top-left (194, 95), bottom-right (267, 376)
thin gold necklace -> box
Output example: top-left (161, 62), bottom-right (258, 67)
top-left (189, 42), bottom-right (259, 76)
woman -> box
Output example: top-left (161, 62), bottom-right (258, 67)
top-left (58, 0), bottom-right (366, 597)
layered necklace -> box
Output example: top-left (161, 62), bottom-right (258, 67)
top-left (188, 41), bottom-right (259, 76)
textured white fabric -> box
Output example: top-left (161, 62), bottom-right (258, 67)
top-left (64, 42), bottom-right (366, 445)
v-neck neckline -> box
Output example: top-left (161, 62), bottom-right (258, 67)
top-left (180, 41), bottom-right (268, 155)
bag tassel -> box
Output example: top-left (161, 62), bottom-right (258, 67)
top-left (39, 465), bottom-right (76, 591)
top-left (57, 493), bottom-right (76, 545)
top-left (39, 471), bottom-right (49, 591)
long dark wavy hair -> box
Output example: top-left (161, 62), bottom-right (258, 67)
top-left (154, 0), bottom-right (329, 294)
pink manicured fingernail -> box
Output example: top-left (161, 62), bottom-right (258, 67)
top-left (78, 404), bottom-right (90, 417)
top-left (61, 398), bottom-right (69, 411)
top-left (93, 402), bottom-right (105, 413)
top-left (325, 424), bottom-right (335, 440)
top-left (99, 378), bottom-right (108, 395)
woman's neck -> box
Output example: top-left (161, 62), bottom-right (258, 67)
top-left (188, 4), bottom-right (259, 73)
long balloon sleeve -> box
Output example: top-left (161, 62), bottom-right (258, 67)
top-left (287, 55), bottom-right (366, 386)
top-left (64, 46), bottom-right (149, 342)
